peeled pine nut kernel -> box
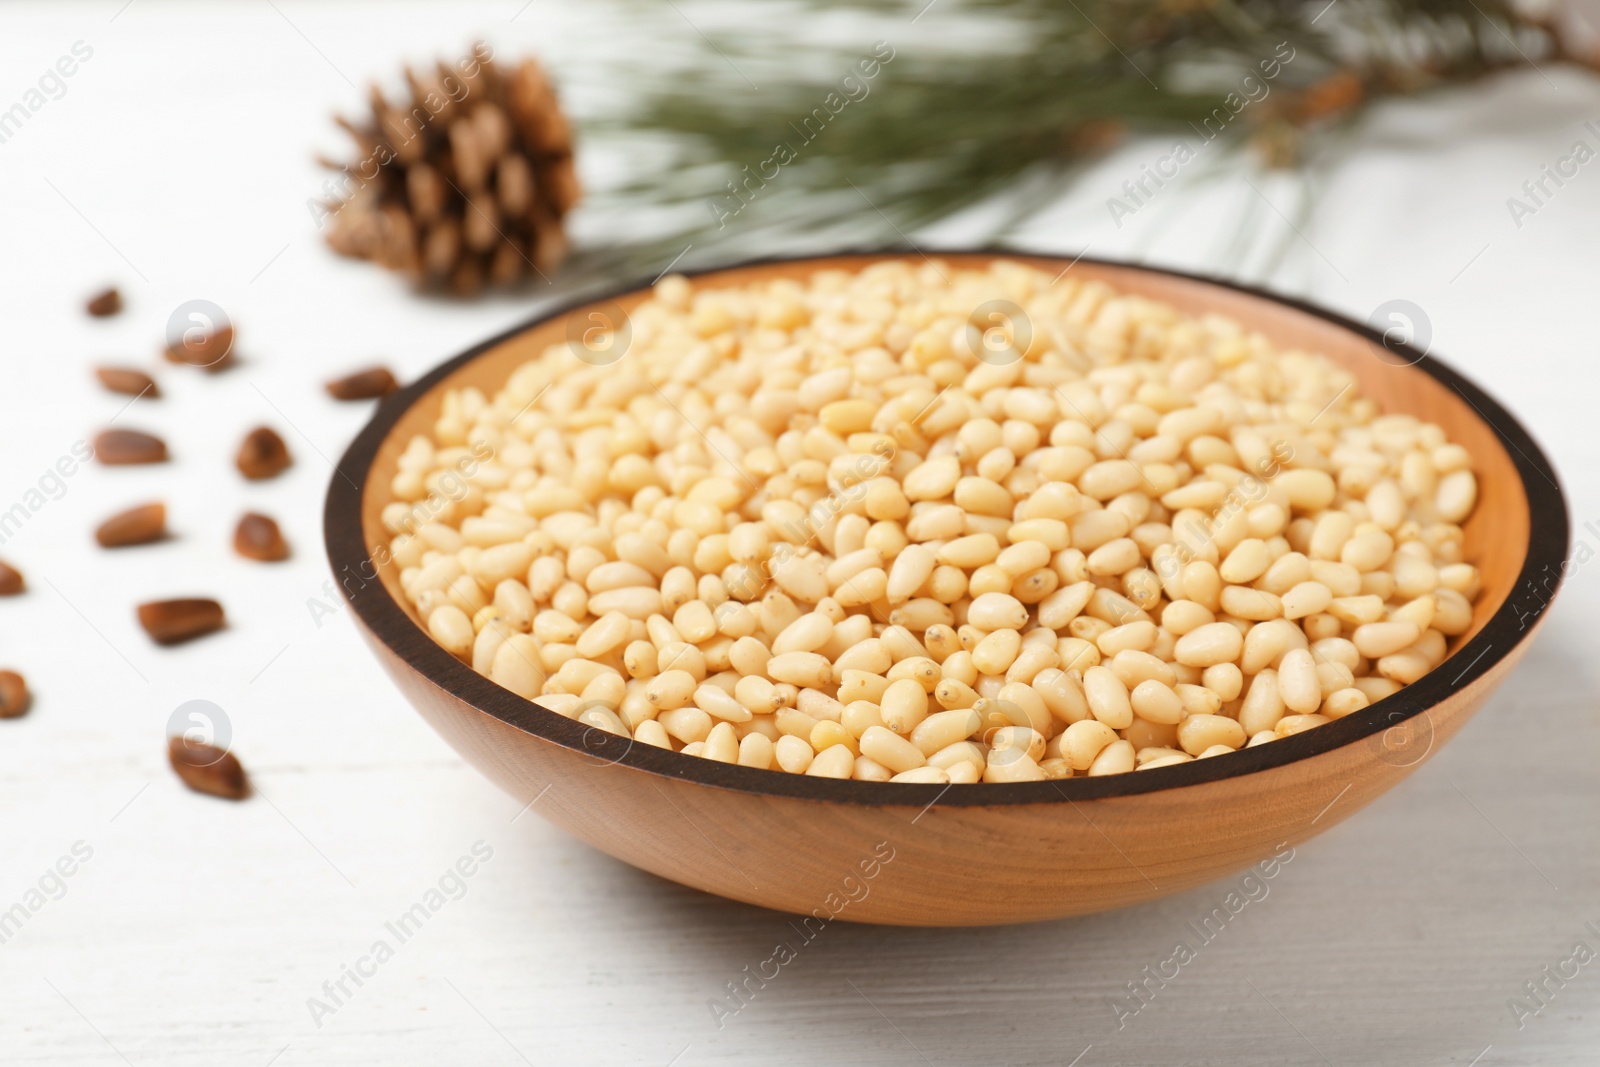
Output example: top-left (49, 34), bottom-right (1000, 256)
top-left (393, 260), bottom-right (1483, 782)
top-left (807, 743), bottom-right (855, 778)
top-left (1177, 714), bottom-right (1246, 756)
top-left (859, 726), bottom-right (927, 773)
top-left (1276, 649), bottom-right (1322, 715)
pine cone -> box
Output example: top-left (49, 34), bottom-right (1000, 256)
top-left (322, 44), bottom-right (579, 295)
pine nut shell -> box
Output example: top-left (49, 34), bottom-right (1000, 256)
top-left (86, 287), bottom-right (123, 317)
top-left (326, 366), bottom-right (399, 401)
top-left (234, 513), bottom-right (289, 561)
top-left (94, 429), bottom-right (168, 465)
top-left (168, 737), bottom-right (249, 800)
top-left (96, 503), bottom-right (167, 547)
top-left (0, 670), bottom-right (30, 718)
top-left (95, 366), bottom-right (159, 398)
top-left (164, 325), bottom-right (235, 372)
top-left (138, 598), bottom-right (225, 645)
top-left (236, 427), bottom-right (291, 480)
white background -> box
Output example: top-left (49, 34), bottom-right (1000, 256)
top-left (1, 2), bottom-right (1597, 1065)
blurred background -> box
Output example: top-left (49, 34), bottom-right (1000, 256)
top-left (2, 1), bottom-right (1598, 1064)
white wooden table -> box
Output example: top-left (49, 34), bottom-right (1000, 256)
top-left (1, 3), bottom-right (1597, 1064)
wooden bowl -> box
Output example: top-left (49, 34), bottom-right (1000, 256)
top-left (325, 253), bottom-right (1568, 926)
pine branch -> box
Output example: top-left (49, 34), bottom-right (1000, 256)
top-left (570, 0), bottom-right (1586, 282)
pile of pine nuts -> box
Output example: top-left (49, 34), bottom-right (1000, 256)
top-left (382, 260), bottom-right (1481, 783)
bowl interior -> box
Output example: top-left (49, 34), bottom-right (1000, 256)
top-left (333, 252), bottom-right (1563, 805)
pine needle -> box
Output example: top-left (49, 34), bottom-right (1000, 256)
top-left (572, 0), bottom-right (1589, 282)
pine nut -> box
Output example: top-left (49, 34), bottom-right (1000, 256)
top-left (428, 606), bottom-right (475, 659)
top-left (774, 734), bottom-right (815, 773)
top-left (576, 611), bottom-right (632, 658)
top-left (1202, 662), bottom-right (1243, 702)
top-left (772, 612), bottom-right (833, 655)
top-left (472, 620), bottom-right (511, 675)
top-left (1038, 581), bottom-right (1096, 629)
top-left (660, 706), bottom-right (712, 744)
top-left (490, 636), bottom-right (544, 699)
top-left (849, 756), bottom-right (889, 781)
top-left (766, 651), bottom-right (833, 688)
top-left (1436, 470), bottom-right (1477, 523)
top-left (744, 677), bottom-right (795, 715)
top-left (703, 722), bottom-right (739, 763)
top-left (1173, 622), bottom-right (1243, 668)
top-left (1175, 683), bottom-right (1222, 716)
top-left (1109, 649), bottom-right (1175, 690)
top-left (694, 684), bottom-right (754, 723)
top-left (1005, 642), bottom-right (1059, 685)
top-left (646, 669), bottom-right (698, 710)
top-left (859, 726), bottom-right (927, 773)
top-left (1275, 713), bottom-right (1330, 738)
top-left (1087, 739), bottom-right (1136, 776)
top-left (1160, 599), bottom-right (1214, 636)
top-left (968, 591), bottom-right (1029, 631)
top-left (1096, 620), bottom-right (1157, 657)
top-left (983, 750), bottom-right (1046, 782)
top-left (1220, 585), bottom-right (1282, 621)
top-left (1341, 530), bottom-right (1394, 572)
top-left (1177, 714), bottom-right (1246, 755)
top-left (1259, 552), bottom-right (1310, 595)
top-left (888, 656), bottom-right (941, 691)
top-left (1378, 648), bottom-right (1433, 684)
top-left (1237, 669), bottom-right (1285, 735)
top-left (738, 732), bottom-right (774, 768)
top-left (636, 720), bottom-right (673, 749)
top-left (995, 683), bottom-right (1052, 734)
top-left (1135, 745), bottom-right (1186, 767)
top-left (1323, 687), bottom-right (1370, 718)
top-left (1276, 469), bottom-right (1336, 511)
top-left (1328, 595), bottom-right (1386, 625)
top-left (1240, 619), bottom-right (1304, 674)
top-left (1219, 539), bottom-right (1271, 584)
top-left (1053, 720), bottom-right (1106, 770)
top-left (880, 678), bottom-right (930, 734)
top-left (1083, 666), bottom-right (1134, 730)
top-left (886, 544), bottom-right (936, 602)
top-left (910, 708), bottom-right (981, 754)
top-left (806, 743), bottom-right (855, 778)
top-left (1277, 649), bottom-right (1321, 714)
top-left (1130, 679), bottom-right (1184, 724)
top-left (971, 629), bottom-right (1023, 675)
top-left (988, 724), bottom-right (1046, 763)
top-left (1353, 620), bottom-right (1422, 658)
top-left (1281, 581), bottom-right (1333, 620)
top-left (809, 720), bottom-right (857, 757)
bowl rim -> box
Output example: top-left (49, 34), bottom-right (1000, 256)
top-left (325, 250), bottom-right (1570, 808)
